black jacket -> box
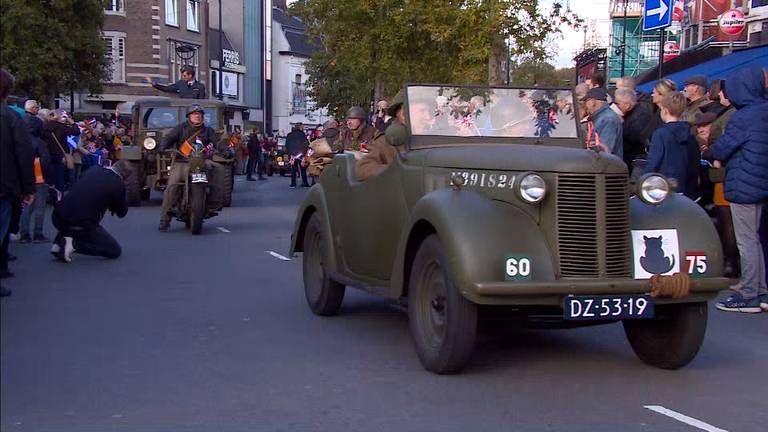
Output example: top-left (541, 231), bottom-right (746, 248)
top-left (153, 79), bottom-right (207, 99)
top-left (622, 101), bottom-right (654, 165)
top-left (160, 121), bottom-right (218, 160)
top-left (23, 112), bottom-right (43, 138)
top-left (247, 133), bottom-right (261, 155)
top-left (54, 166), bottom-right (127, 228)
top-left (285, 129), bottom-right (309, 156)
top-left (0, 103), bottom-right (35, 199)
top-left (43, 120), bottom-right (79, 158)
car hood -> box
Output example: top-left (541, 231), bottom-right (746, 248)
top-left (418, 144), bottom-right (627, 174)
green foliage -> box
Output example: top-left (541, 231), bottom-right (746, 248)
top-left (0, 0), bottom-right (108, 106)
top-left (291, 0), bottom-right (581, 115)
top-left (509, 61), bottom-right (575, 87)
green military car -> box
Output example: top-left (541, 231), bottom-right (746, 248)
top-left (122, 97), bottom-right (233, 206)
top-left (289, 85), bottom-right (729, 374)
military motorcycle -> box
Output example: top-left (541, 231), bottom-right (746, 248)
top-left (169, 143), bottom-right (220, 235)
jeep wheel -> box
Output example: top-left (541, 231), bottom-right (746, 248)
top-left (125, 162), bottom-right (141, 206)
top-left (303, 212), bottom-right (345, 315)
top-left (409, 235), bottom-right (477, 374)
top-left (623, 302), bottom-right (707, 369)
top-left (222, 164), bottom-right (234, 207)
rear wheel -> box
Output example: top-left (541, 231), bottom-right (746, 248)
top-left (623, 302), bottom-right (708, 369)
top-left (222, 163), bottom-right (234, 207)
top-left (302, 212), bottom-right (345, 315)
top-left (125, 162), bottom-right (141, 206)
top-left (408, 235), bottom-right (477, 374)
top-left (189, 183), bottom-right (206, 235)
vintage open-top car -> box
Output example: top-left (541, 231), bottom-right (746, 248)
top-left (289, 84), bottom-right (729, 374)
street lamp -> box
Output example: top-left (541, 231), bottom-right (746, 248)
top-left (218, 0), bottom-right (224, 101)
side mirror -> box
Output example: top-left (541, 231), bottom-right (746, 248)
top-left (385, 122), bottom-right (409, 147)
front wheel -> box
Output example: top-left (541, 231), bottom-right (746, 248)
top-left (302, 212), bottom-right (345, 315)
top-left (623, 302), bottom-right (708, 369)
top-left (408, 235), bottom-right (477, 374)
top-left (189, 183), bottom-right (206, 235)
top-left (125, 162), bottom-right (141, 206)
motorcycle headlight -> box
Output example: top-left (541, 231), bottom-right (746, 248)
top-left (143, 137), bottom-right (157, 150)
top-left (518, 172), bottom-right (547, 203)
top-left (637, 174), bottom-right (670, 205)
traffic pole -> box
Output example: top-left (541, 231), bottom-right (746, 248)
top-left (658, 27), bottom-right (665, 79)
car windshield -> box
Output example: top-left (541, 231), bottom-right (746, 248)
top-left (406, 85), bottom-right (578, 139)
top-left (141, 107), bottom-right (179, 129)
top-left (203, 110), bottom-right (217, 127)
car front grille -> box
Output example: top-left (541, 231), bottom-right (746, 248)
top-left (556, 174), bottom-right (631, 278)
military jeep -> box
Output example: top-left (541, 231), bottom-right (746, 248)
top-left (289, 85), bottom-right (729, 374)
top-left (122, 97), bottom-right (233, 206)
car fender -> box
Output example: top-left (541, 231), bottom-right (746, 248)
top-left (289, 186), bottom-right (339, 273)
top-left (390, 188), bottom-right (556, 301)
top-left (630, 194), bottom-right (724, 277)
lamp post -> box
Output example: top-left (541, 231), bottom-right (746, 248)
top-left (620, 0), bottom-right (628, 77)
top-left (218, 0), bottom-right (224, 101)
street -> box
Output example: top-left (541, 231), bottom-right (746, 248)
top-left (2, 176), bottom-right (766, 432)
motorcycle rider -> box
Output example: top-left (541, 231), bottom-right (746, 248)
top-left (158, 104), bottom-right (224, 231)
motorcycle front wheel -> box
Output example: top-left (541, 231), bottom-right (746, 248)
top-left (189, 183), bottom-right (206, 235)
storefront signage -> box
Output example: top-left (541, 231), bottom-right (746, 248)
top-left (222, 49), bottom-right (241, 69)
top-left (718, 9), bottom-right (746, 36)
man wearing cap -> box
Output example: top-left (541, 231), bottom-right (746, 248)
top-left (339, 106), bottom-right (375, 152)
top-left (683, 74), bottom-right (709, 122)
top-left (582, 87), bottom-right (623, 160)
top-left (157, 104), bottom-right (222, 231)
top-left (148, 65), bottom-right (207, 99)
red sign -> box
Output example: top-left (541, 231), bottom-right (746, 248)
top-left (719, 9), bottom-right (746, 36)
top-left (663, 41), bottom-right (681, 62)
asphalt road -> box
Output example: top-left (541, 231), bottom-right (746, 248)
top-left (1, 175), bottom-right (766, 432)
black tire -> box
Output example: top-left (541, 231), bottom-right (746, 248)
top-left (189, 183), bottom-right (206, 235)
top-left (125, 162), bottom-right (141, 206)
top-left (302, 212), bottom-right (345, 316)
top-left (280, 169), bottom-right (287, 177)
top-left (623, 302), bottom-right (708, 370)
top-left (408, 235), bottom-right (478, 374)
top-left (140, 187), bottom-right (150, 201)
top-left (266, 164), bottom-right (274, 176)
top-left (222, 164), bottom-right (234, 207)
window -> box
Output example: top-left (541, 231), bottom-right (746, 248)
top-left (104, 0), bottom-right (125, 14)
top-left (187, 0), bottom-right (199, 32)
top-left (168, 40), bottom-right (199, 82)
top-left (165, 0), bottom-right (178, 26)
top-left (103, 35), bottom-right (125, 83)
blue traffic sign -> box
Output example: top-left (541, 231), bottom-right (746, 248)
top-left (643, 0), bottom-right (673, 31)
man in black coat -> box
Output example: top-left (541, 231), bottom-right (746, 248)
top-left (0, 69), bottom-right (36, 297)
top-left (614, 88), bottom-right (654, 167)
top-left (246, 127), bottom-right (264, 181)
top-left (43, 110), bottom-right (79, 193)
top-left (148, 65), bottom-right (207, 99)
top-left (50, 161), bottom-right (132, 263)
top-left (285, 123), bottom-right (310, 188)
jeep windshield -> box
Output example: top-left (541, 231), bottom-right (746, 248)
top-left (141, 107), bottom-right (179, 129)
top-left (405, 85), bottom-right (578, 143)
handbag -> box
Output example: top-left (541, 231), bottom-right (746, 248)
top-left (51, 132), bottom-right (75, 169)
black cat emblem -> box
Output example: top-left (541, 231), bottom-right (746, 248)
top-left (640, 235), bottom-right (675, 274)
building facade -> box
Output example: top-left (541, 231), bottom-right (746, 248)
top-left (77, 0), bottom-right (210, 114)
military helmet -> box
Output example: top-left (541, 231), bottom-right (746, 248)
top-left (186, 104), bottom-right (205, 116)
top-left (346, 106), bottom-right (367, 120)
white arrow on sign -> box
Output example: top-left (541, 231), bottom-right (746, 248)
top-left (647, 1), bottom-right (669, 18)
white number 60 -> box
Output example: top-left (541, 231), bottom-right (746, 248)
top-left (506, 257), bottom-right (531, 277)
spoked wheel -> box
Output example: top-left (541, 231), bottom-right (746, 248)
top-left (408, 235), bottom-right (477, 374)
top-left (302, 212), bottom-right (345, 315)
top-left (623, 302), bottom-right (708, 369)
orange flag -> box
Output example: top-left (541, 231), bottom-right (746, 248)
top-left (180, 140), bottom-right (193, 157)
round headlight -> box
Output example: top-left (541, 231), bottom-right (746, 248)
top-left (518, 173), bottom-right (547, 203)
top-left (638, 174), bottom-right (670, 205)
top-left (143, 137), bottom-right (157, 150)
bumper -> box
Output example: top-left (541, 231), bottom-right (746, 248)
top-left (471, 277), bottom-right (729, 296)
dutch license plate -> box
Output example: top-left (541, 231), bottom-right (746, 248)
top-left (191, 173), bottom-right (207, 183)
top-left (564, 295), bottom-right (654, 320)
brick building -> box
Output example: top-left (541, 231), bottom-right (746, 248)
top-left (76, 0), bottom-right (209, 114)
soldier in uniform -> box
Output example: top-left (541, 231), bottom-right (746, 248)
top-left (338, 106), bottom-right (375, 152)
top-left (356, 95), bottom-right (406, 181)
top-left (148, 65), bottom-right (207, 99)
top-left (158, 104), bottom-right (224, 231)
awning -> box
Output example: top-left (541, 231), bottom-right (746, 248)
top-left (637, 45), bottom-right (768, 93)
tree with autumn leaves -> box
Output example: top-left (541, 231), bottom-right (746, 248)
top-left (0, 0), bottom-right (109, 106)
top-left (291, 0), bottom-right (581, 117)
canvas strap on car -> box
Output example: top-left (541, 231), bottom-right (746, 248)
top-left (180, 129), bottom-right (203, 157)
top-left (649, 273), bottom-right (691, 299)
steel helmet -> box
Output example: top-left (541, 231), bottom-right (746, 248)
top-left (346, 106), bottom-right (366, 120)
top-left (186, 104), bottom-right (205, 116)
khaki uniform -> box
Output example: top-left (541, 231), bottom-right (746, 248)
top-left (160, 160), bottom-right (225, 223)
top-left (307, 137), bottom-right (335, 177)
top-left (355, 131), bottom-right (398, 181)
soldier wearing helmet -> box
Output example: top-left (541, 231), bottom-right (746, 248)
top-left (157, 104), bottom-right (224, 231)
top-left (147, 65), bottom-right (207, 99)
top-left (339, 106), bottom-right (375, 153)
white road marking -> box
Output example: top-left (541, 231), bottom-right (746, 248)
top-left (644, 406), bottom-right (728, 432)
top-left (217, 227), bottom-right (231, 233)
top-left (268, 251), bottom-right (292, 261)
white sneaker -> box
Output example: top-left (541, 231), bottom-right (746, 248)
top-left (9, 233), bottom-right (20, 241)
top-left (50, 242), bottom-right (61, 254)
top-left (63, 237), bottom-right (75, 263)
